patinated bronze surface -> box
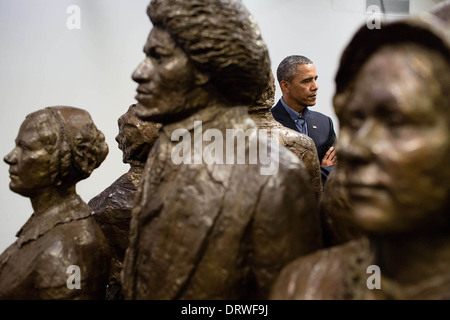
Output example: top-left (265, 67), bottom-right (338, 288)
top-left (271, 16), bottom-right (450, 300)
top-left (121, 0), bottom-right (323, 300)
top-left (271, 237), bottom-right (372, 299)
top-left (88, 104), bottom-right (160, 299)
top-left (0, 106), bottom-right (110, 299)
top-left (319, 167), bottom-right (363, 247)
top-left (249, 71), bottom-right (323, 200)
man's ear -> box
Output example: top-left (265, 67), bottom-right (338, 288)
top-left (194, 70), bottom-right (210, 86)
top-left (279, 80), bottom-right (290, 94)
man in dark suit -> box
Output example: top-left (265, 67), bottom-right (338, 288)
top-left (271, 55), bottom-right (337, 185)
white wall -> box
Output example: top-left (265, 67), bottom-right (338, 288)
top-left (0, 0), bottom-right (151, 252)
top-left (0, 0), bottom-right (439, 252)
top-left (243, 0), bottom-right (439, 132)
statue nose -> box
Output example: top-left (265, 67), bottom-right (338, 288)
top-left (4, 148), bottom-right (17, 165)
top-left (132, 58), bottom-right (153, 83)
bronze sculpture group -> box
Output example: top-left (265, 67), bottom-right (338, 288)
top-left (1, 0), bottom-right (449, 300)
top-left (121, 0), bottom-right (321, 299)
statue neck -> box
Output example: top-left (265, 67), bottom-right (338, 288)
top-left (30, 185), bottom-right (78, 216)
top-left (163, 103), bottom-right (249, 134)
top-left (371, 231), bottom-right (450, 298)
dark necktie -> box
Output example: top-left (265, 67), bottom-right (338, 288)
top-left (296, 114), bottom-right (307, 135)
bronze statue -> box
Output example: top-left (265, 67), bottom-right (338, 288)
top-left (319, 167), bottom-right (363, 247)
top-left (89, 104), bottom-right (160, 299)
top-left (271, 15), bottom-right (450, 300)
top-left (121, 0), bottom-right (322, 300)
top-left (249, 71), bottom-right (323, 201)
top-left (0, 106), bottom-right (110, 299)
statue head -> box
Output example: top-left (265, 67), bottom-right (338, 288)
top-left (4, 106), bottom-right (108, 197)
top-left (115, 104), bottom-right (161, 165)
top-left (132, 0), bottom-right (271, 122)
top-left (334, 16), bottom-right (450, 235)
top-left (249, 69), bottom-right (276, 112)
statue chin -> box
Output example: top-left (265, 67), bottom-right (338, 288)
top-left (134, 103), bottom-right (186, 124)
top-left (134, 103), bottom-right (161, 122)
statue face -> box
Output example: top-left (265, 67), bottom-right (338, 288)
top-left (116, 108), bottom-right (155, 163)
top-left (335, 46), bottom-right (450, 234)
top-left (116, 110), bottom-right (141, 158)
top-left (132, 27), bottom-right (203, 122)
top-left (4, 114), bottom-right (56, 197)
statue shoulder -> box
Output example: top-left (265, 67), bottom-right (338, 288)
top-left (270, 238), bottom-right (372, 300)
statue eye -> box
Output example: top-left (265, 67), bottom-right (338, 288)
top-left (149, 47), bottom-right (162, 59)
top-left (343, 110), bottom-right (365, 130)
top-left (385, 110), bottom-right (405, 128)
top-left (17, 141), bottom-right (31, 151)
top-left (350, 117), bottom-right (364, 130)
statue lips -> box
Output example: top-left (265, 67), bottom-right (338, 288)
top-left (346, 183), bottom-right (387, 198)
top-left (344, 170), bottom-right (389, 200)
top-left (348, 182), bottom-right (385, 189)
top-left (8, 170), bottom-right (18, 180)
top-left (135, 87), bottom-right (153, 105)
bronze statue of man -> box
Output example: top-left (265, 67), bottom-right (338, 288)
top-left (121, 0), bottom-right (323, 300)
top-left (89, 104), bottom-right (160, 299)
top-left (1, 106), bottom-right (110, 299)
top-left (271, 15), bottom-right (450, 300)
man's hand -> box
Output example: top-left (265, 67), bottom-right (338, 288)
top-left (321, 146), bottom-right (337, 167)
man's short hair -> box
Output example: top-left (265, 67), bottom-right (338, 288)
top-left (277, 55), bottom-right (313, 83)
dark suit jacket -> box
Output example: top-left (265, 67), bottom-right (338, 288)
top-left (271, 99), bottom-right (336, 162)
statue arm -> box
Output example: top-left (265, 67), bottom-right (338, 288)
top-left (249, 166), bottom-right (323, 298)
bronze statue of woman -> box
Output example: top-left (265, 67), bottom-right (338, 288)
top-left (1, 106), bottom-right (110, 299)
top-left (271, 15), bottom-right (450, 300)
